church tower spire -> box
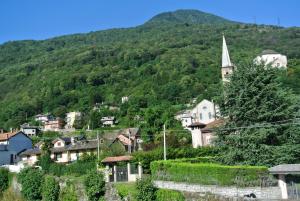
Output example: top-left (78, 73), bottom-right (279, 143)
top-left (221, 35), bottom-right (234, 82)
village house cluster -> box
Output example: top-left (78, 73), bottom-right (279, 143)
top-left (0, 35), bottom-right (288, 185)
top-left (175, 35), bottom-right (288, 148)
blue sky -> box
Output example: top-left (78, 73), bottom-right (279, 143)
top-left (0, 0), bottom-right (299, 44)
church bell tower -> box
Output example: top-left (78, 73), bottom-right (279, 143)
top-left (221, 35), bottom-right (234, 82)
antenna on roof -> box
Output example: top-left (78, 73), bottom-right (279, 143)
top-left (253, 16), bottom-right (257, 24)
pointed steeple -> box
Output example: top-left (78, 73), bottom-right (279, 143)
top-left (222, 35), bottom-right (232, 68)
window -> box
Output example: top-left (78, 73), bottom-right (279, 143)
top-left (56, 153), bottom-right (62, 160)
top-left (208, 112), bottom-right (212, 119)
top-left (202, 106), bottom-right (207, 110)
top-left (200, 113), bottom-right (203, 120)
top-left (57, 142), bottom-right (61, 147)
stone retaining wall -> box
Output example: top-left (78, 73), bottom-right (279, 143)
top-left (154, 180), bottom-right (282, 200)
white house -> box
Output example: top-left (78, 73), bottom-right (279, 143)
top-left (190, 99), bottom-right (219, 125)
top-left (20, 137), bottom-right (101, 164)
top-left (20, 123), bottom-right (39, 137)
top-left (35, 114), bottom-right (53, 124)
top-left (101, 116), bottom-right (116, 127)
top-left (254, 50), bottom-right (287, 69)
top-left (65, 112), bottom-right (81, 129)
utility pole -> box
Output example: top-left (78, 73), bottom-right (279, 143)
top-left (97, 131), bottom-right (100, 161)
top-left (163, 124), bottom-right (167, 161)
top-left (96, 131), bottom-right (100, 170)
top-left (128, 130), bottom-right (132, 154)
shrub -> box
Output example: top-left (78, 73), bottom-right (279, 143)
top-left (84, 171), bottom-right (105, 201)
top-left (1, 187), bottom-right (25, 201)
top-left (42, 176), bottom-right (60, 201)
top-left (136, 177), bottom-right (157, 201)
top-left (46, 156), bottom-right (96, 177)
top-left (17, 168), bottom-right (44, 201)
top-left (0, 168), bottom-right (9, 195)
top-left (115, 183), bottom-right (137, 201)
top-left (156, 189), bottom-right (185, 201)
top-left (59, 182), bottom-right (77, 201)
top-left (133, 147), bottom-right (217, 174)
top-left (151, 161), bottom-right (268, 187)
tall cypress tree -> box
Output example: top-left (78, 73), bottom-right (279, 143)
top-left (216, 63), bottom-right (300, 166)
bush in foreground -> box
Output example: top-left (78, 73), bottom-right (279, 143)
top-left (84, 171), bottom-right (105, 201)
top-left (42, 176), bottom-right (60, 201)
top-left (136, 177), bottom-right (157, 201)
top-left (0, 168), bottom-right (9, 195)
top-left (17, 168), bottom-right (44, 201)
top-left (156, 189), bottom-right (185, 201)
top-left (59, 182), bottom-right (78, 201)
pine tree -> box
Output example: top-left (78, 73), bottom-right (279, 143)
top-left (216, 63), bottom-right (300, 166)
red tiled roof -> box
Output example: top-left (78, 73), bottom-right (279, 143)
top-left (102, 155), bottom-right (132, 163)
top-left (0, 131), bottom-right (20, 141)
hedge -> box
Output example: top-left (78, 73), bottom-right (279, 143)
top-left (151, 160), bottom-right (268, 187)
top-left (156, 189), bottom-right (185, 201)
top-left (133, 147), bottom-right (217, 174)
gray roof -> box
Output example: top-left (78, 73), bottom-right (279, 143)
top-left (20, 139), bottom-right (107, 156)
top-left (269, 164), bottom-right (300, 174)
top-left (20, 148), bottom-right (41, 156)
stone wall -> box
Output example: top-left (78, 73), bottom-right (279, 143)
top-left (154, 180), bottom-right (282, 200)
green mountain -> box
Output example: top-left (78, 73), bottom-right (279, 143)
top-left (0, 10), bottom-right (300, 129)
top-left (145, 9), bottom-right (235, 25)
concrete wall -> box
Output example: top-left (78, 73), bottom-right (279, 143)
top-left (154, 181), bottom-right (281, 200)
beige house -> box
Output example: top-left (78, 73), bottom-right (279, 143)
top-left (20, 137), bottom-right (103, 165)
top-left (65, 112), bottom-right (82, 129)
top-left (44, 118), bottom-right (64, 131)
top-left (188, 119), bottom-right (224, 148)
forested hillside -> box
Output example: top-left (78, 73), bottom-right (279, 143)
top-left (0, 9), bottom-right (300, 130)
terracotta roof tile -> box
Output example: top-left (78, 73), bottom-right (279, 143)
top-left (102, 155), bottom-right (132, 163)
top-left (0, 131), bottom-right (20, 141)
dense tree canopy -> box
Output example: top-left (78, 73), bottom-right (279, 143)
top-left (0, 10), bottom-right (300, 132)
top-left (216, 63), bottom-right (300, 166)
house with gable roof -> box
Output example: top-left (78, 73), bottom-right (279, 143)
top-left (0, 131), bottom-right (32, 165)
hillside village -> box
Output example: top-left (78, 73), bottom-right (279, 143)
top-left (1, 24), bottom-right (298, 200)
